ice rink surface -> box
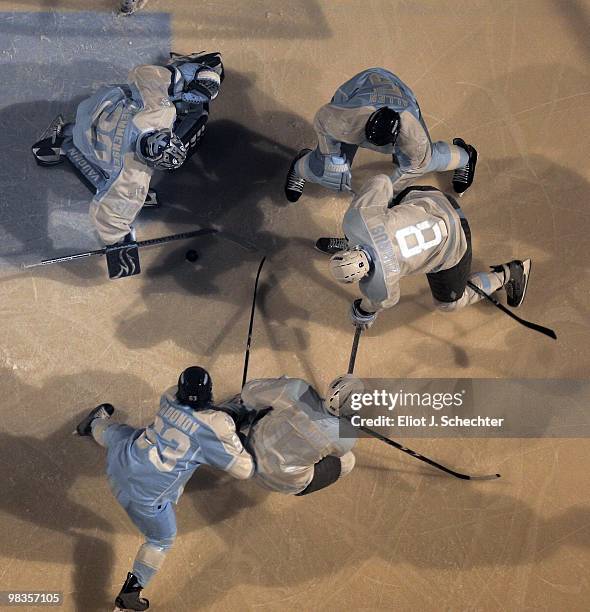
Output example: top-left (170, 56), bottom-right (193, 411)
top-left (0, 1), bottom-right (589, 610)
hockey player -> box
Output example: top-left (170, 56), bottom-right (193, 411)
top-left (315, 174), bottom-right (531, 330)
top-left (120, 0), bottom-right (148, 14)
top-left (220, 376), bottom-right (359, 496)
top-left (32, 52), bottom-right (223, 277)
top-left (284, 67), bottom-right (477, 202)
top-left (76, 366), bottom-right (254, 611)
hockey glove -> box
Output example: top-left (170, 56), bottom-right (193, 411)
top-left (350, 299), bottom-right (378, 330)
top-left (321, 155), bottom-right (352, 192)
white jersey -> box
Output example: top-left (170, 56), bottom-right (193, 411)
top-left (73, 65), bottom-right (176, 244)
top-left (343, 175), bottom-right (468, 311)
top-left (240, 377), bottom-right (356, 495)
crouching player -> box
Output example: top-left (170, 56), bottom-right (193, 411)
top-left (76, 366), bottom-right (253, 611)
top-left (284, 67), bottom-right (477, 202)
top-left (221, 376), bottom-right (359, 496)
top-left (316, 175), bottom-right (531, 331)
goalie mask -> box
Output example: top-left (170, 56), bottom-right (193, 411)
top-left (329, 248), bottom-right (370, 283)
top-left (138, 130), bottom-right (187, 170)
top-left (326, 375), bottom-right (364, 417)
top-left (177, 366), bottom-right (213, 410)
top-left (365, 107), bottom-right (401, 147)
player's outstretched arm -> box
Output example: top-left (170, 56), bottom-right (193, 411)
top-left (200, 412), bottom-right (255, 480)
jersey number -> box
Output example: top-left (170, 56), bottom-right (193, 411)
top-left (396, 221), bottom-right (442, 258)
top-left (137, 416), bottom-right (191, 473)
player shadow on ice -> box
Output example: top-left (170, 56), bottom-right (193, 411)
top-left (170, 469), bottom-right (590, 609)
top-left (114, 69), bottom-right (368, 360)
top-left (123, 61), bottom-right (590, 376)
top-left (183, 466), bottom-right (271, 524)
top-left (0, 367), bottom-right (160, 612)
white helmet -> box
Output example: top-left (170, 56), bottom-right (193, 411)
top-left (329, 248), bottom-right (370, 283)
top-left (325, 375), bottom-right (364, 417)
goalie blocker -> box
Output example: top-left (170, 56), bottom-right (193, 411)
top-left (106, 235), bottom-right (141, 280)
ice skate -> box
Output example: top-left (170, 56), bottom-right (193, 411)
top-left (284, 149), bottom-right (311, 202)
top-left (452, 138), bottom-right (478, 196)
top-left (492, 259), bottom-right (531, 308)
top-left (315, 237), bottom-right (348, 255)
top-left (119, 0), bottom-right (149, 15)
top-left (114, 573), bottom-right (149, 611)
top-left (76, 403), bottom-right (114, 436)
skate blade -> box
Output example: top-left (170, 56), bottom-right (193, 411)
top-left (515, 258), bottom-right (532, 308)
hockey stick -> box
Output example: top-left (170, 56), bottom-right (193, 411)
top-left (22, 228), bottom-right (219, 270)
top-left (241, 256), bottom-right (267, 389)
top-left (344, 325), bottom-right (499, 480)
top-left (467, 281), bottom-right (557, 339)
top-left (348, 326), bottom-right (362, 374)
top-left (350, 420), bottom-right (500, 480)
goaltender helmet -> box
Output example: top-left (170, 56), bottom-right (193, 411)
top-left (365, 107), bottom-right (401, 147)
top-left (177, 366), bottom-right (213, 410)
top-left (329, 248), bottom-right (370, 283)
top-left (138, 130), bottom-right (187, 170)
top-left (325, 375), bottom-right (364, 417)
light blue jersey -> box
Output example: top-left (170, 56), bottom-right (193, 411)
top-left (105, 387), bottom-right (254, 506)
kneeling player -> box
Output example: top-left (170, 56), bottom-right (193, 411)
top-left (221, 376), bottom-right (359, 496)
top-left (284, 67), bottom-right (477, 202)
top-left (316, 174), bottom-right (530, 330)
top-left (32, 52), bottom-right (223, 277)
top-left (76, 367), bottom-right (253, 611)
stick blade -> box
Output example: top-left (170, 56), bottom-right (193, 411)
top-left (468, 473), bottom-right (501, 481)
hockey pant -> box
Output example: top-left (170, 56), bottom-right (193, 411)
top-left (295, 452), bottom-right (356, 496)
top-left (427, 200), bottom-right (504, 311)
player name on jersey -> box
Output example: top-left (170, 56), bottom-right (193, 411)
top-left (160, 405), bottom-right (199, 435)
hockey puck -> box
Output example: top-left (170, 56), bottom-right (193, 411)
top-left (185, 249), bottom-right (199, 262)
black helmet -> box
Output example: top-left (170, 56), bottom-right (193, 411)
top-left (365, 107), bottom-right (401, 147)
top-left (177, 366), bottom-right (212, 409)
top-left (138, 130), bottom-right (187, 170)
